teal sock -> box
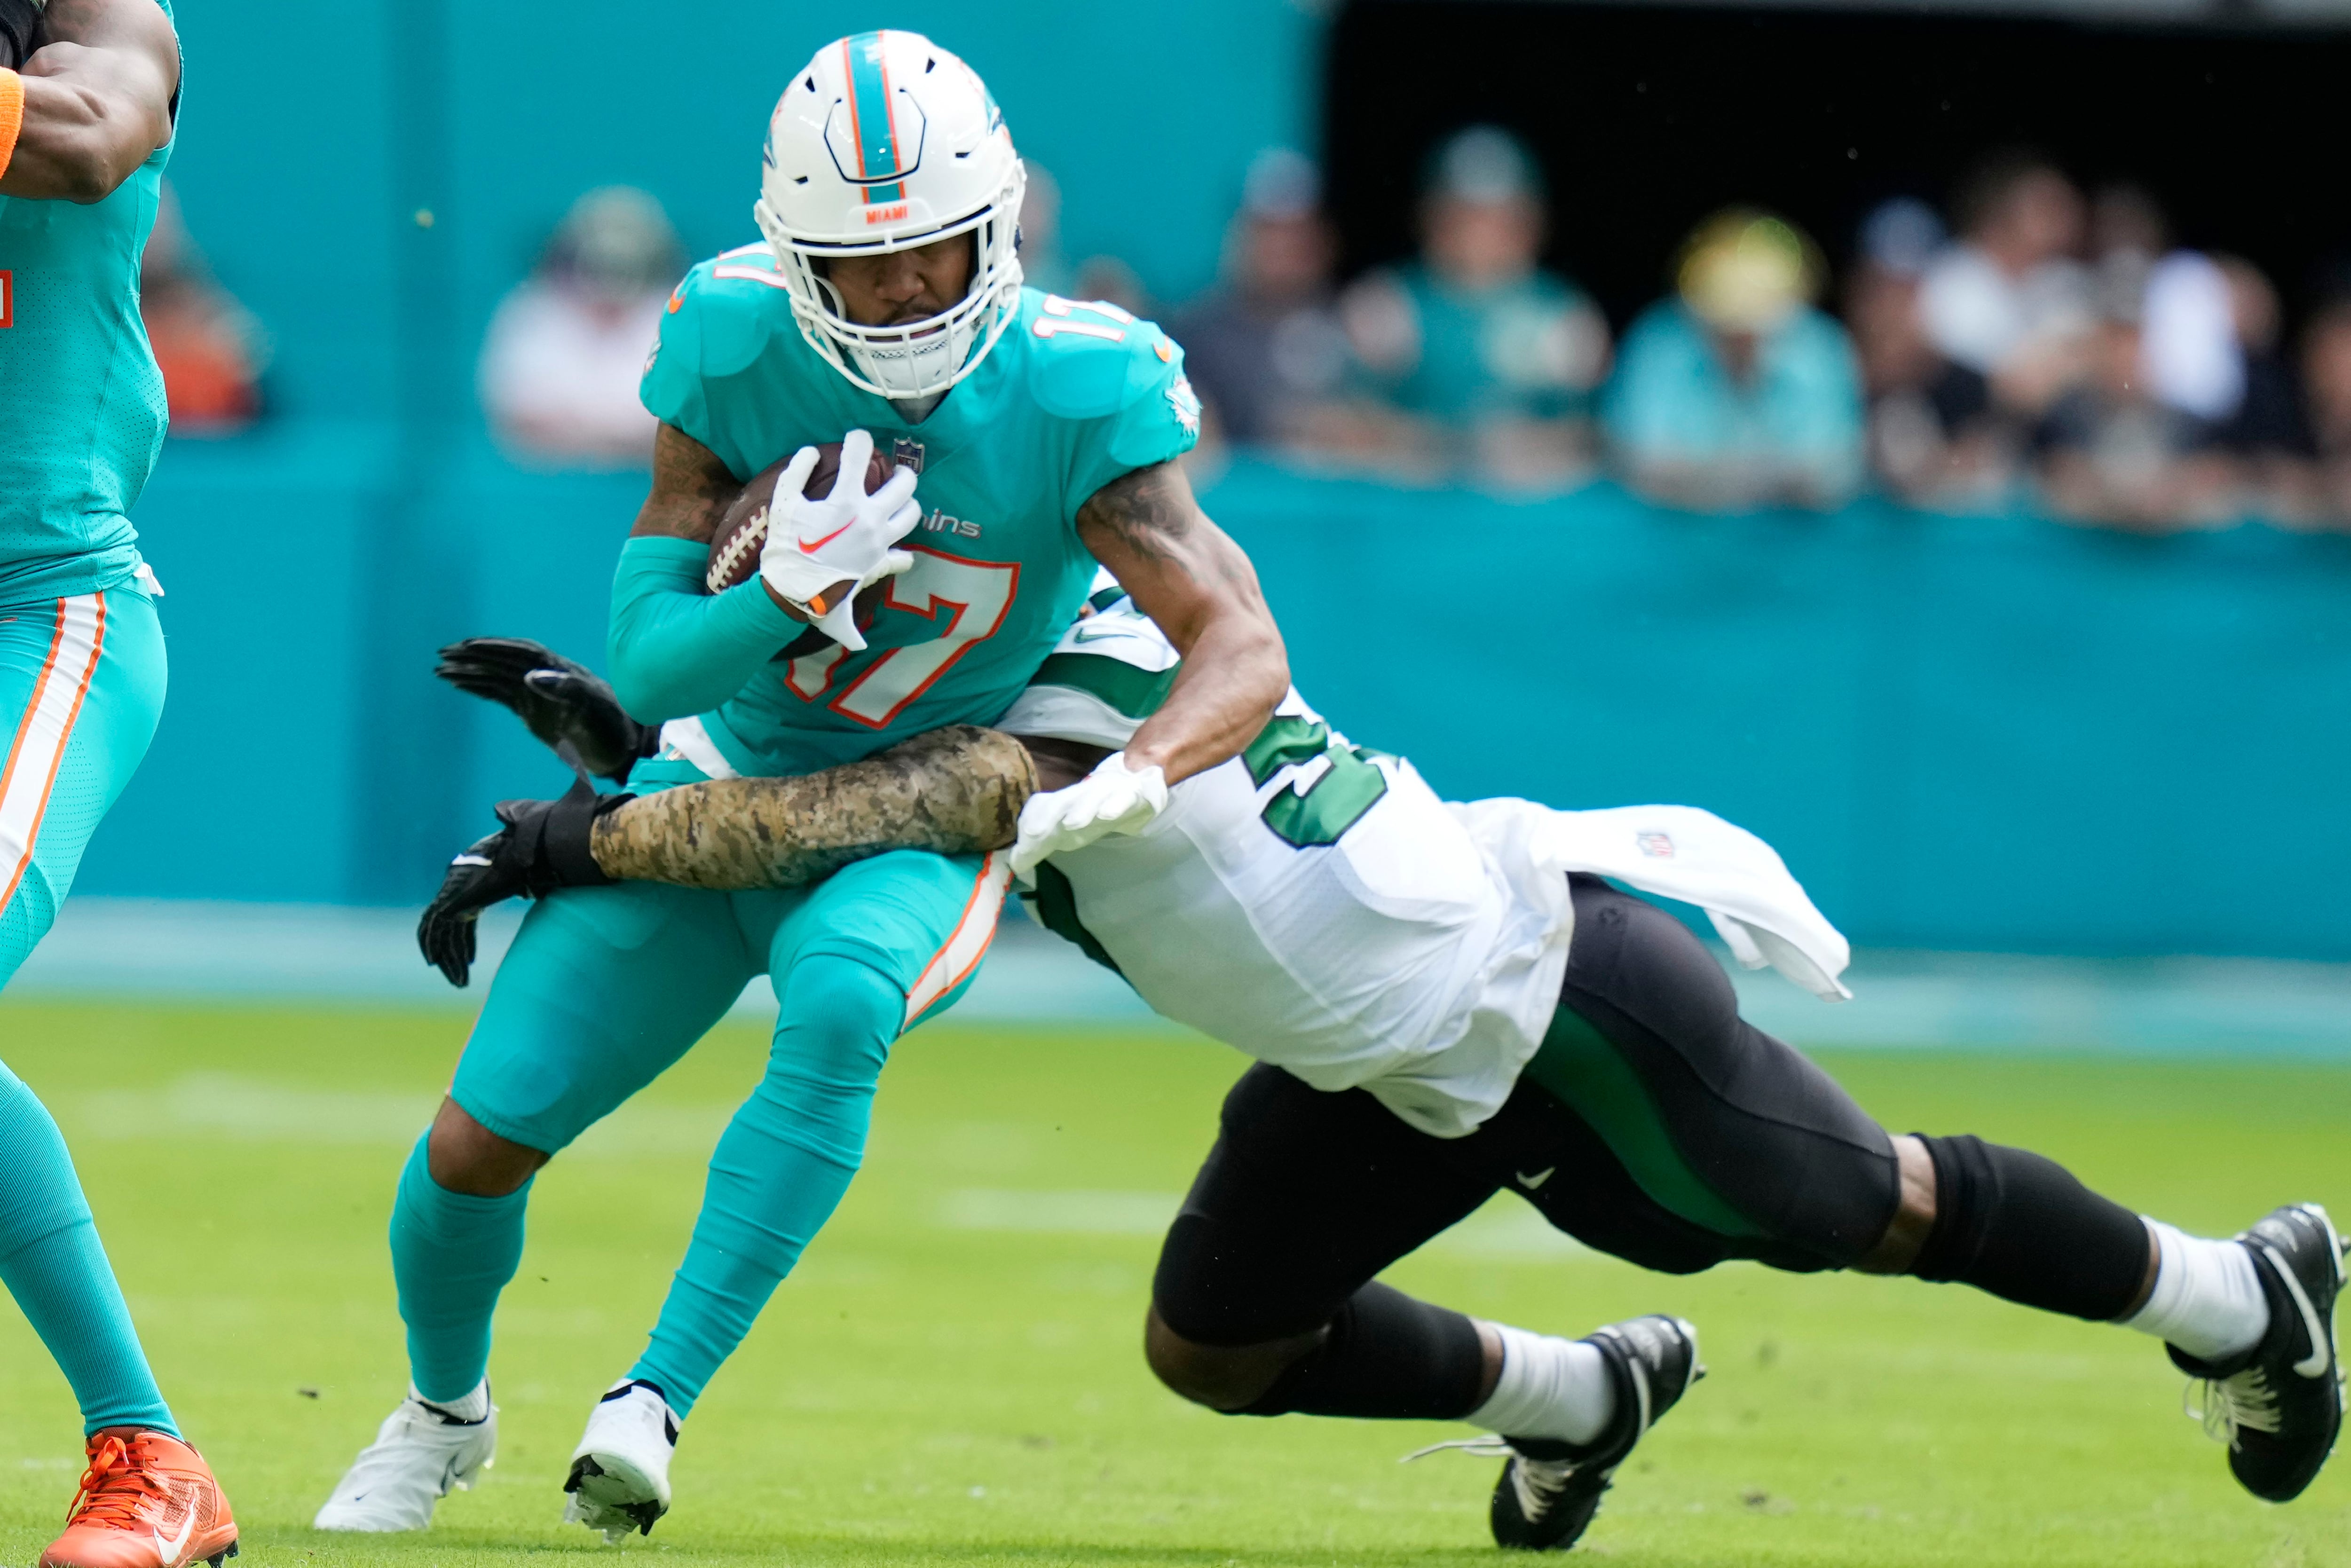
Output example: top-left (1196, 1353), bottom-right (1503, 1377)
top-left (390, 1133), bottom-right (530, 1403)
top-left (0, 1064), bottom-right (176, 1437)
top-left (631, 954), bottom-right (899, 1415)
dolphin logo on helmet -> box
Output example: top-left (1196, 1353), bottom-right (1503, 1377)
top-left (754, 31), bottom-right (1027, 401)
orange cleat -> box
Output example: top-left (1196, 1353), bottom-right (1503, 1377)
top-left (38, 1429), bottom-right (237, 1568)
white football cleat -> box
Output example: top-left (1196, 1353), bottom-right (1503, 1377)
top-left (314, 1387), bottom-right (497, 1531)
top-left (562, 1379), bottom-right (679, 1542)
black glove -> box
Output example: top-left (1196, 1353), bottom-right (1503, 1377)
top-left (435, 637), bottom-right (659, 784)
top-left (418, 776), bottom-right (632, 987)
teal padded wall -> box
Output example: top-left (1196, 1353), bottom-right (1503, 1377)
top-left (74, 441), bottom-right (2351, 961)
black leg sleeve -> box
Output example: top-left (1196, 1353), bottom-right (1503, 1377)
top-left (1152, 1065), bottom-right (1502, 1347)
top-left (1910, 1134), bottom-right (2151, 1321)
top-left (1237, 1281), bottom-right (1487, 1421)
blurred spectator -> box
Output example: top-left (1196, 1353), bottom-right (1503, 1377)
top-left (1919, 154), bottom-right (2092, 418)
top-left (2093, 185), bottom-right (2248, 429)
top-left (480, 187), bottom-right (683, 465)
top-left (1336, 125), bottom-right (1609, 489)
top-left (1071, 255), bottom-right (1153, 321)
top-left (2034, 255), bottom-right (2233, 530)
top-left (141, 182), bottom-right (268, 436)
top-left (1605, 209), bottom-right (1864, 512)
top-left (1022, 161), bottom-right (1153, 319)
top-left (1168, 149), bottom-right (1353, 455)
top-left (2211, 257), bottom-right (2320, 520)
top-left (1017, 163), bottom-right (1075, 299)
top-left (1845, 197), bottom-right (2010, 507)
top-left (2299, 297), bottom-right (2351, 522)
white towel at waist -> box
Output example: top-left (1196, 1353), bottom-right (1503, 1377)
top-left (1449, 799), bottom-right (1853, 1002)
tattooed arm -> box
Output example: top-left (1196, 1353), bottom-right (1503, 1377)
top-left (418, 725), bottom-right (1039, 983)
top-left (1074, 461), bottom-right (1286, 784)
top-left (589, 725), bottom-right (1036, 889)
top-left (628, 422), bottom-right (740, 543)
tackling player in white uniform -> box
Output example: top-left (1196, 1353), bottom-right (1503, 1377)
top-left (426, 594), bottom-right (2343, 1549)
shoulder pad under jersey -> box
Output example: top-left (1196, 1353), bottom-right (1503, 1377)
top-left (668, 245), bottom-right (798, 379)
top-left (1021, 292), bottom-right (1187, 421)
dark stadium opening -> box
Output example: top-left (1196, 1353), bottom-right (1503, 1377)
top-left (1322, 0), bottom-right (2351, 328)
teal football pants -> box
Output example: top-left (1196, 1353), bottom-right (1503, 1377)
top-left (394, 844), bottom-right (1010, 1416)
top-left (0, 589), bottom-right (178, 1437)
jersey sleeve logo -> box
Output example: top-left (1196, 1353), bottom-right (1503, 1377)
top-left (1167, 372), bottom-right (1201, 434)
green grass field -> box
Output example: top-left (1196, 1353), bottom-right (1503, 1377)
top-left (0, 1000), bottom-right (2343, 1568)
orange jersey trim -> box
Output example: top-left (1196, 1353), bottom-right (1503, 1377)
top-left (0, 70), bottom-right (24, 185)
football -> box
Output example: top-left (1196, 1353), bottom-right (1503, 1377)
top-left (703, 440), bottom-right (896, 595)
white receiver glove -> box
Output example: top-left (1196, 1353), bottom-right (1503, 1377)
top-left (758, 428), bottom-right (921, 652)
top-left (1009, 751), bottom-right (1170, 883)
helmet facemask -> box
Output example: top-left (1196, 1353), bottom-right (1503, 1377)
top-left (753, 32), bottom-right (1029, 402)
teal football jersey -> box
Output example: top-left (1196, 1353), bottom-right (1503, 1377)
top-left (636, 247), bottom-right (1199, 778)
top-left (0, 0), bottom-right (174, 603)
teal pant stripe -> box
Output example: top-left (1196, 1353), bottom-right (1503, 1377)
top-left (0, 589), bottom-right (165, 985)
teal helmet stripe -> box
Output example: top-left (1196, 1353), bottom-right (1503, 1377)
top-left (843, 30), bottom-right (906, 192)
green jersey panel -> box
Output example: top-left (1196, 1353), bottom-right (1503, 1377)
top-left (0, 0), bottom-right (174, 602)
top-left (634, 251), bottom-right (1199, 778)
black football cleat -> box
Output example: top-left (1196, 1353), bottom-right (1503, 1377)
top-left (1490, 1316), bottom-right (1704, 1550)
top-left (2170, 1202), bottom-right (2345, 1503)
top-left (1406, 1315), bottom-right (1704, 1552)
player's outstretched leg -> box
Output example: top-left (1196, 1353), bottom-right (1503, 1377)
top-left (1535, 874), bottom-right (2345, 1502)
top-left (1146, 1065), bottom-right (1707, 1550)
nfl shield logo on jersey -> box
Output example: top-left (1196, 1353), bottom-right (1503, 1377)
top-left (1636, 831), bottom-right (1676, 859)
top-left (892, 437), bottom-right (927, 475)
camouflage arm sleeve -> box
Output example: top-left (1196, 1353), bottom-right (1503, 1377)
top-left (588, 725), bottom-right (1038, 891)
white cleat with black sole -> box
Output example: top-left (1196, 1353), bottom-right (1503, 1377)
top-left (563, 1379), bottom-right (680, 1542)
top-left (314, 1389), bottom-right (497, 1531)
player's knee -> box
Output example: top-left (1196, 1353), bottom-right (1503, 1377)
top-left (1143, 1304), bottom-right (1315, 1412)
top-left (1853, 1133), bottom-right (1938, 1274)
top-left (771, 955), bottom-right (900, 1072)
top-left (426, 1098), bottom-right (549, 1197)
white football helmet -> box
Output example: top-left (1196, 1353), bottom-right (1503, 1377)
top-left (754, 31), bottom-right (1026, 401)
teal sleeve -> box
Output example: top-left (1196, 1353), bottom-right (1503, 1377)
top-left (607, 536), bottom-right (804, 722)
top-left (1050, 326), bottom-right (1202, 518)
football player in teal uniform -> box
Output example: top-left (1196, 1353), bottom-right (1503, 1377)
top-left (316, 30), bottom-right (1287, 1540)
top-left (0, 2), bottom-right (243, 1563)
